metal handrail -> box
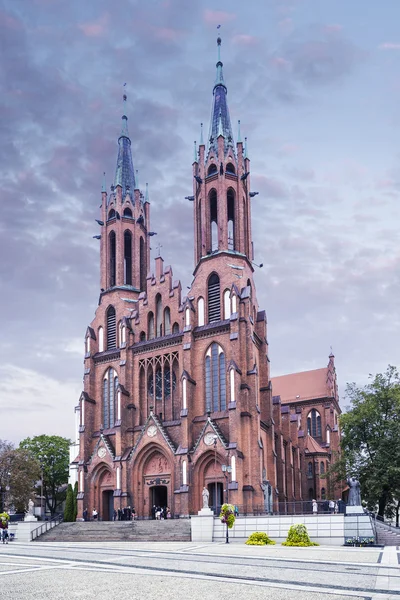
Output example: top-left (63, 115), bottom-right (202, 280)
top-left (30, 514), bottom-right (64, 540)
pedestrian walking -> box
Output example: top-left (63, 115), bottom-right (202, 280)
top-left (312, 499), bottom-right (318, 515)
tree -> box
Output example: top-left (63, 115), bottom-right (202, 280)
top-left (20, 435), bottom-right (71, 516)
top-left (73, 481), bottom-right (78, 522)
top-left (64, 484), bottom-right (74, 522)
top-left (337, 365), bottom-right (400, 518)
top-left (0, 440), bottom-right (40, 513)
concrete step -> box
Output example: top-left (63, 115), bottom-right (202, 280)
top-left (35, 520), bottom-right (191, 543)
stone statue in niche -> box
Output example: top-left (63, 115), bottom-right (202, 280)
top-left (347, 477), bottom-right (362, 506)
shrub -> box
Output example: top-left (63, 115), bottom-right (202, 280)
top-left (246, 531), bottom-right (276, 545)
top-left (219, 503), bottom-right (236, 529)
top-left (282, 524), bottom-right (319, 546)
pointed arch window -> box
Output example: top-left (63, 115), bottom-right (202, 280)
top-left (198, 297), bottom-right (205, 326)
top-left (307, 461), bottom-right (313, 478)
top-left (205, 342), bottom-right (226, 413)
top-left (123, 207), bottom-right (133, 218)
top-left (224, 289), bottom-right (231, 320)
top-left (124, 231), bottom-right (132, 285)
top-left (209, 189), bottom-right (218, 252)
top-left (106, 306), bottom-right (116, 350)
top-left (98, 327), bottom-right (104, 352)
top-left (148, 312), bottom-right (155, 340)
top-left (320, 462), bottom-right (325, 475)
top-left (140, 237), bottom-right (146, 292)
top-left (227, 188), bottom-right (235, 250)
top-left (208, 273), bottom-right (220, 323)
top-left (156, 294), bottom-right (162, 337)
top-left (109, 231), bottom-right (116, 287)
top-left (207, 163), bottom-right (217, 176)
top-left (226, 163), bottom-right (236, 174)
top-left (102, 368), bottom-right (118, 429)
top-left (108, 209), bottom-right (116, 220)
top-left (164, 307), bottom-right (171, 335)
top-left (326, 427), bottom-right (331, 445)
top-left (307, 409), bottom-right (322, 438)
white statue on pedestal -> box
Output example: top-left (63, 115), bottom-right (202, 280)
top-left (202, 487), bottom-right (209, 509)
top-left (24, 498), bottom-right (37, 522)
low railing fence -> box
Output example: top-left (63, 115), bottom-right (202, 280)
top-left (31, 514), bottom-right (64, 541)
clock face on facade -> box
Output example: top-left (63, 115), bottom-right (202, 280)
top-left (97, 446), bottom-right (106, 458)
top-left (147, 425), bottom-right (157, 438)
top-left (204, 432), bottom-right (216, 446)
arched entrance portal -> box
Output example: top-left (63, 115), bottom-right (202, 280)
top-left (134, 448), bottom-right (172, 518)
top-left (102, 490), bottom-right (114, 521)
top-left (150, 485), bottom-right (168, 511)
top-left (208, 482), bottom-right (223, 513)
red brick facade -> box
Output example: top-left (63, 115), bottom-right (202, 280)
top-left (73, 40), bottom-right (342, 520)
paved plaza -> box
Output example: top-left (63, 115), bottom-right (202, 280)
top-left (0, 541), bottom-right (398, 599)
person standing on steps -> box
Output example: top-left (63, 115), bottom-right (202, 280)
top-left (312, 499), bottom-right (318, 515)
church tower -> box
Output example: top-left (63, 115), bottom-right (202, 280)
top-left (99, 94), bottom-right (150, 296)
top-left (193, 36), bottom-right (253, 265)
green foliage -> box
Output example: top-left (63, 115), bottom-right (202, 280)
top-left (20, 435), bottom-right (71, 516)
top-left (73, 482), bottom-right (78, 522)
top-left (64, 484), bottom-right (75, 522)
top-left (219, 503), bottom-right (236, 529)
top-left (0, 512), bottom-right (10, 523)
top-left (245, 531), bottom-right (276, 545)
top-left (282, 524), bottom-right (319, 547)
top-left (0, 440), bottom-right (40, 513)
top-left (329, 366), bottom-right (400, 518)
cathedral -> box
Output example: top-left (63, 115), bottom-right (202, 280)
top-left (71, 38), bottom-right (342, 520)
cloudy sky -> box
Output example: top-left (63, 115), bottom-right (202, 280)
top-left (1, 0), bottom-right (400, 444)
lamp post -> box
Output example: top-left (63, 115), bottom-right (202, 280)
top-left (222, 464), bottom-right (232, 544)
top-left (213, 435), bottom-right (218, 513)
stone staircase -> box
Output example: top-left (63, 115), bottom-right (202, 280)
top-left (34, 519), bottom-right (191, 543)
top-left (375, 520), bottom-right (400, 546)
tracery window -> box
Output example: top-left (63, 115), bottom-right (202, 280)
top-left (205, 342), bottom-right (226, 413)
top-left (141, 352), bottom-right (179, 422)
top-left (102, 368), bottom-right (119, 429)
top-left (307, 461), bottom-right (313, 478)
top-left (307, 409), bottom-right (322, 438)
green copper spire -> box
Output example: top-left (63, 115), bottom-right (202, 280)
top-left (193, 140), bottom-right (198, 162)
top-left (145, 182), bottom-right (149, 203)
top-left (237, 120), bottom-right (242, 143)
top-left (200, 122), bottom-right (204, 146)
top-left (135, 169), bottom-right (139, 190)
top-left (102, 171), bottom-right (106, 192)
top-left (114, 87), bottom-right (136, 194)
top-left (244, 136), bottom-right (248, 159)
top-left (214, 36), bottom-right (225, 88)
top-left (217, 110), bottom-right (224, 137)
top-left (208, 35), bottom-right (235, 156)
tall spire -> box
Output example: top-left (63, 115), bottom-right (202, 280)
top-left (114, 86), bottom-right (136, 195)
top-left (200, 122), bottom-right (204, 146)
top-left (207, 36), bottom-right (235, 156)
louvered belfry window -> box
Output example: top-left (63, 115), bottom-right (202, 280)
top-left (106, 306), bottom-right (117, 349)
top-left (208, 273), bottom-right (220, 322)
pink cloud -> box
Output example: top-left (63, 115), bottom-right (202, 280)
top-left (379, 42), bottom-right (400, 50)
top-left (0, 10), bottom-right (22, 30)
top-left (232, 34), bottom-right (257, 46)
top-left (203, 10), bottom-right (236, 26)
top-left (78, 13), bottom-right (109, 37)
top-left (271, 56), bottom-right (291, 70)
top-left (324, 24), bottom-right (342, 34)
top-left (279, 18), bottom-right (294, 35)
top-left (279, 143), bottom-right (299, 156)
top-left (152, 26), bottom-right (183, 42)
